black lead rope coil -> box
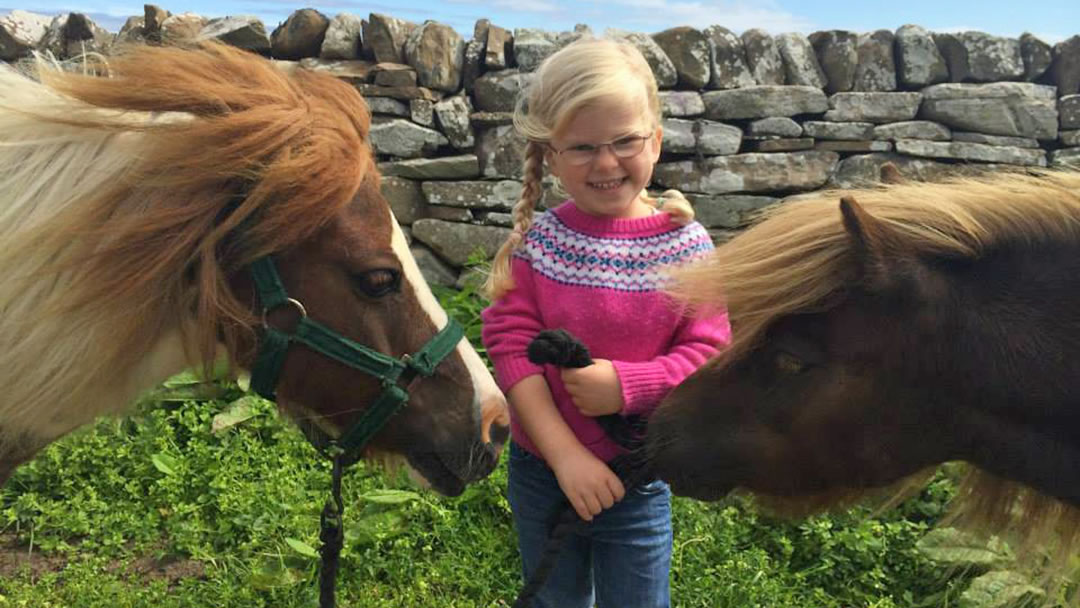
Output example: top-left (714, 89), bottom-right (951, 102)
top-left (512, 330), bottom-right (652, 608)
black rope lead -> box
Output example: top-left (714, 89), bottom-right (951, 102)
top-left (513, 329), bottom-right (652, 608)
top-left (319, 449), bottom-right (345, 608)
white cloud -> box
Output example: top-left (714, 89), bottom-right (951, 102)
top-left (604, 0), bottom-right (816, 34)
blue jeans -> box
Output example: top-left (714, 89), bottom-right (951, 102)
top-left (507, 442), bottom-right (672, 608)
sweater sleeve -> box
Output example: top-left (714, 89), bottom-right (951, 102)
top-left (611, 310), bottom-right (731, 418)
top-left (480, 256), bottom-right (546, 392)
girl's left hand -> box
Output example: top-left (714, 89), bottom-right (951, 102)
top-left (561, 359), bottom-right (624, 416)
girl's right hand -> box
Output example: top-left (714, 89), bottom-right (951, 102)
top-left (550, 448), bottom-right (625, 521)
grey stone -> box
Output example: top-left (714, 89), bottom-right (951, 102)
top-left (705, 25), bottom-right (755, 89)
top-left (470, 111), bottom-right (514, 127)
top-left (295, 58), bottom-right (373, 84)
top-left (829, 152), bottom-right (957, 188)
top-left (1, 10), bottom-right (52, 59)
top-left (895, 24), bottom-right (948, 89)
top-left (746, 117), bottom-right (803, 138)
top-left (372, 62), bottom-right (417, 87)
top-left (743, 138), bottom-right (815, 153)
top-left (741, 29), bottom-right (785, 85)
top-left (956, 31), bottom-right (1024, 82)
top-left (1020, 33), bottom-right (1052, 82)
top-left (607, 29), bottom-right (678, 88)
top-left (653, 150), bottom-right (839, 194)
top-left (270, 8), bottom-right (329, 60)
top-left (1051, 147), bottom-right (1080, 167)
top-left (815, 140), bottom-right (893, 153)
top-left (803, 121), bottom-right (875, 140)
top-left (366, 96), bottom-right (409, 117)
top-left (809, 30), bottom-right (858, 93)
top-left (462, 38), bottom-right (485, 92)
top-left (364, 13), bottom-right (415, 64)
top-left (1059, 130), bottom-right (1080, 146)
top-left (426, 206), bottom-right (474, 222)
top-left (920, 82), bottom-right (1058, 140)
top-left (476, 124), bottom-right (527, 179)
top-left (410, 99), bottom-right (434, 126)
top-left (703, 85), bottom-right (828, 120)
top-left (513, 28), bottom-right (557, 71)
top-left (412, 244), bottom-right (460, 287)
top-left (369, 118), bottom-right (448, 158)
top-left (379, 155), bottom-right (480, 180)
top-left (320, 13), bottom-right (363, 59)
top-left (653, 26), bottom-right (711, 89)
top-left (854, 30), bottom-right (897, 91)
top-left (777, 33), bottom-right (826, 88)
top-left (1050, 35), bottom-right (1080, 96)
top-left (686, 193), bottom-right (779, 228)
top-left (952, 132), bottom-right (1039, 148)
top-left (381, 176), bottom-right (427, 225)
top-left (660, 91), bottom-right (705, 117)
top-left (159, 13), bottom-right (206, 45)
top-left (403, 21), bottom-right (465, 93)
top-left (434, 95), bottom-right (475, 149)
top-left (421, 180), bottom-right (523, 210)
top-left (662, 119), bottom-right (741, 155)
top-left (895, 139), bottom-right (1046, 166)
top-left (1061, 95), bottom-right (1080, 130)
top-left (40, 12), bottom-right (114, 59)
top-left (411, 219), bottom-right (512, 266)
top-left (933, 32), bottom-right (971, 82)
top-left (199, 16), bottom-right (270, 53)
top-left (473, 69), bottom-right (532, 112)
top-left (825, 92), bottom-right (922, 123)
top-left (873, 121), bottom-right (951, 141)
top-left (485, 24), bottom-right (513, 70)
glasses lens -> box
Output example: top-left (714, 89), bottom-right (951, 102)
top-left (612, 136), bottom-right (647, 158)
top-left (564, 148), bottom-right (595, 166)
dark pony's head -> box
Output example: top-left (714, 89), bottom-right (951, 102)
top-left (648, 169), bottom-right (1080, 585)
top-left (0, 42), bottom-right (507, 495)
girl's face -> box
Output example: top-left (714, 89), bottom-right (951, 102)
top-left (545, 98), bottom-right (662, 219)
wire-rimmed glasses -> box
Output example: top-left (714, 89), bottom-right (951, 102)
top-left (547, 134), bottom-right (652, 166)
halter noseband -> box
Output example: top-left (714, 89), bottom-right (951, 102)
top-left (246, 255), bottom-right (463, 462)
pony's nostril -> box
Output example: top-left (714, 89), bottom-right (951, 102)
top-left (480, 395), bottom-right (510, 445)
top-left (489, 421), bottom-right (510, 446)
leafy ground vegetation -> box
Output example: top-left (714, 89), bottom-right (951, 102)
top-left (0, 283), bottom-right (1058, 607)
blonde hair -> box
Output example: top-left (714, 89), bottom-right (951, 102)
top-left (484, 37), bottom-right (694, 300)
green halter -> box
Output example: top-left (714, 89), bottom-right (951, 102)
top-left (247, 255), bottom-right (463, 461)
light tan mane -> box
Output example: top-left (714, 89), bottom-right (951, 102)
top-left (671, 169), bottom-right (1080, 591)
top-left (0, 42), bottom-right (376, 443)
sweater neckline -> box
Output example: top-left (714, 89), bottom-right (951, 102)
top-left (553, 200), bottom-right (675, 236)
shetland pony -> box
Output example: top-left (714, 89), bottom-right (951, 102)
top-left (0, 42), bottom-right (508, 496)
top-left (647, 170), bottom-right (1080, 586)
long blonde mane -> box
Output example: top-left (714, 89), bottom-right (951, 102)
top-left (0, 42), bottom-right (376, 444)
top-left (671, 169), bottom-right (1080, 586)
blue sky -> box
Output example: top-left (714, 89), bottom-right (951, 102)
top-left (3, 0), bottom-right (1077, 43)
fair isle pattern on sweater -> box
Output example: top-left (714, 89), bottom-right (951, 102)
top-left (514, 211), bottom-right (714, 292)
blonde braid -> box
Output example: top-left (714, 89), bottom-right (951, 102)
top-left (648, 188), bottom-right (695, 225)
top-left (484, 140), bottom-right (546, 300)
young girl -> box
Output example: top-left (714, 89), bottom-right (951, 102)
top-left (481, 38), bottom-right (731, 607)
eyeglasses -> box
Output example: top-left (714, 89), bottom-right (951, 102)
top-left (547, 134), bottom-right (652, 166)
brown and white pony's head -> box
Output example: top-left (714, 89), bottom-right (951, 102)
top-left (0, 42), bottom-right (507, 495)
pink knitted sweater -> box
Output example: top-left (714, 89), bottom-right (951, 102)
top-left (481, 201), bottom-right (731, 463)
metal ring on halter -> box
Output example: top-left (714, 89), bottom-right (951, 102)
top-left (262, 297), bottom-right (308, 329)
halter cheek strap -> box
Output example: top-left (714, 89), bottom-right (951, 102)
top-left (247, 255), bottom-right (463, 461)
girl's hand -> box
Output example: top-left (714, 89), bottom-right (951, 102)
top-left (561, 359), bottom-right (624, 417)
top-left (550, 448), bottom-right (625, 521)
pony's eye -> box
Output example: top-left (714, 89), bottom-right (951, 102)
top-left (775, 351), bottom-right (806, 374)
top-left (353, 268), bottom-right (401, 297)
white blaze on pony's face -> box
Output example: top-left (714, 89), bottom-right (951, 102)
top-left (388, 211), bottom-right (510, 482)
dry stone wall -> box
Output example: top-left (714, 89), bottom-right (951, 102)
top-left (4, 6), bottom-right (1080, 287)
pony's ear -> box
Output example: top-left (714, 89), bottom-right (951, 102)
top-left (840, 195), bottom-right (918, 293)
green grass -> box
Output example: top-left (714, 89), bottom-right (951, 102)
top-left (0, 281), bottom-right (973, 607)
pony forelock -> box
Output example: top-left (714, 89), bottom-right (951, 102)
top-left (0, 42), bottom-right (375, 441)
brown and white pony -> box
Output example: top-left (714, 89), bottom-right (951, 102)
top-left (0, 42), bottom-right (508, 497)
top-left (648, 169), bottom-right (1080, 591)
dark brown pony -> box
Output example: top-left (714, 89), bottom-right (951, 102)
top-left (647, 169), bottom-right (1080, 584)
top-left (0, 42), bottom-right (508, 496)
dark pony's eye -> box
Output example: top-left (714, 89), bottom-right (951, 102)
top-left (775, 351), bottom-right (807, 374)
top-left (353, 268), bottom-right (401, 297)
